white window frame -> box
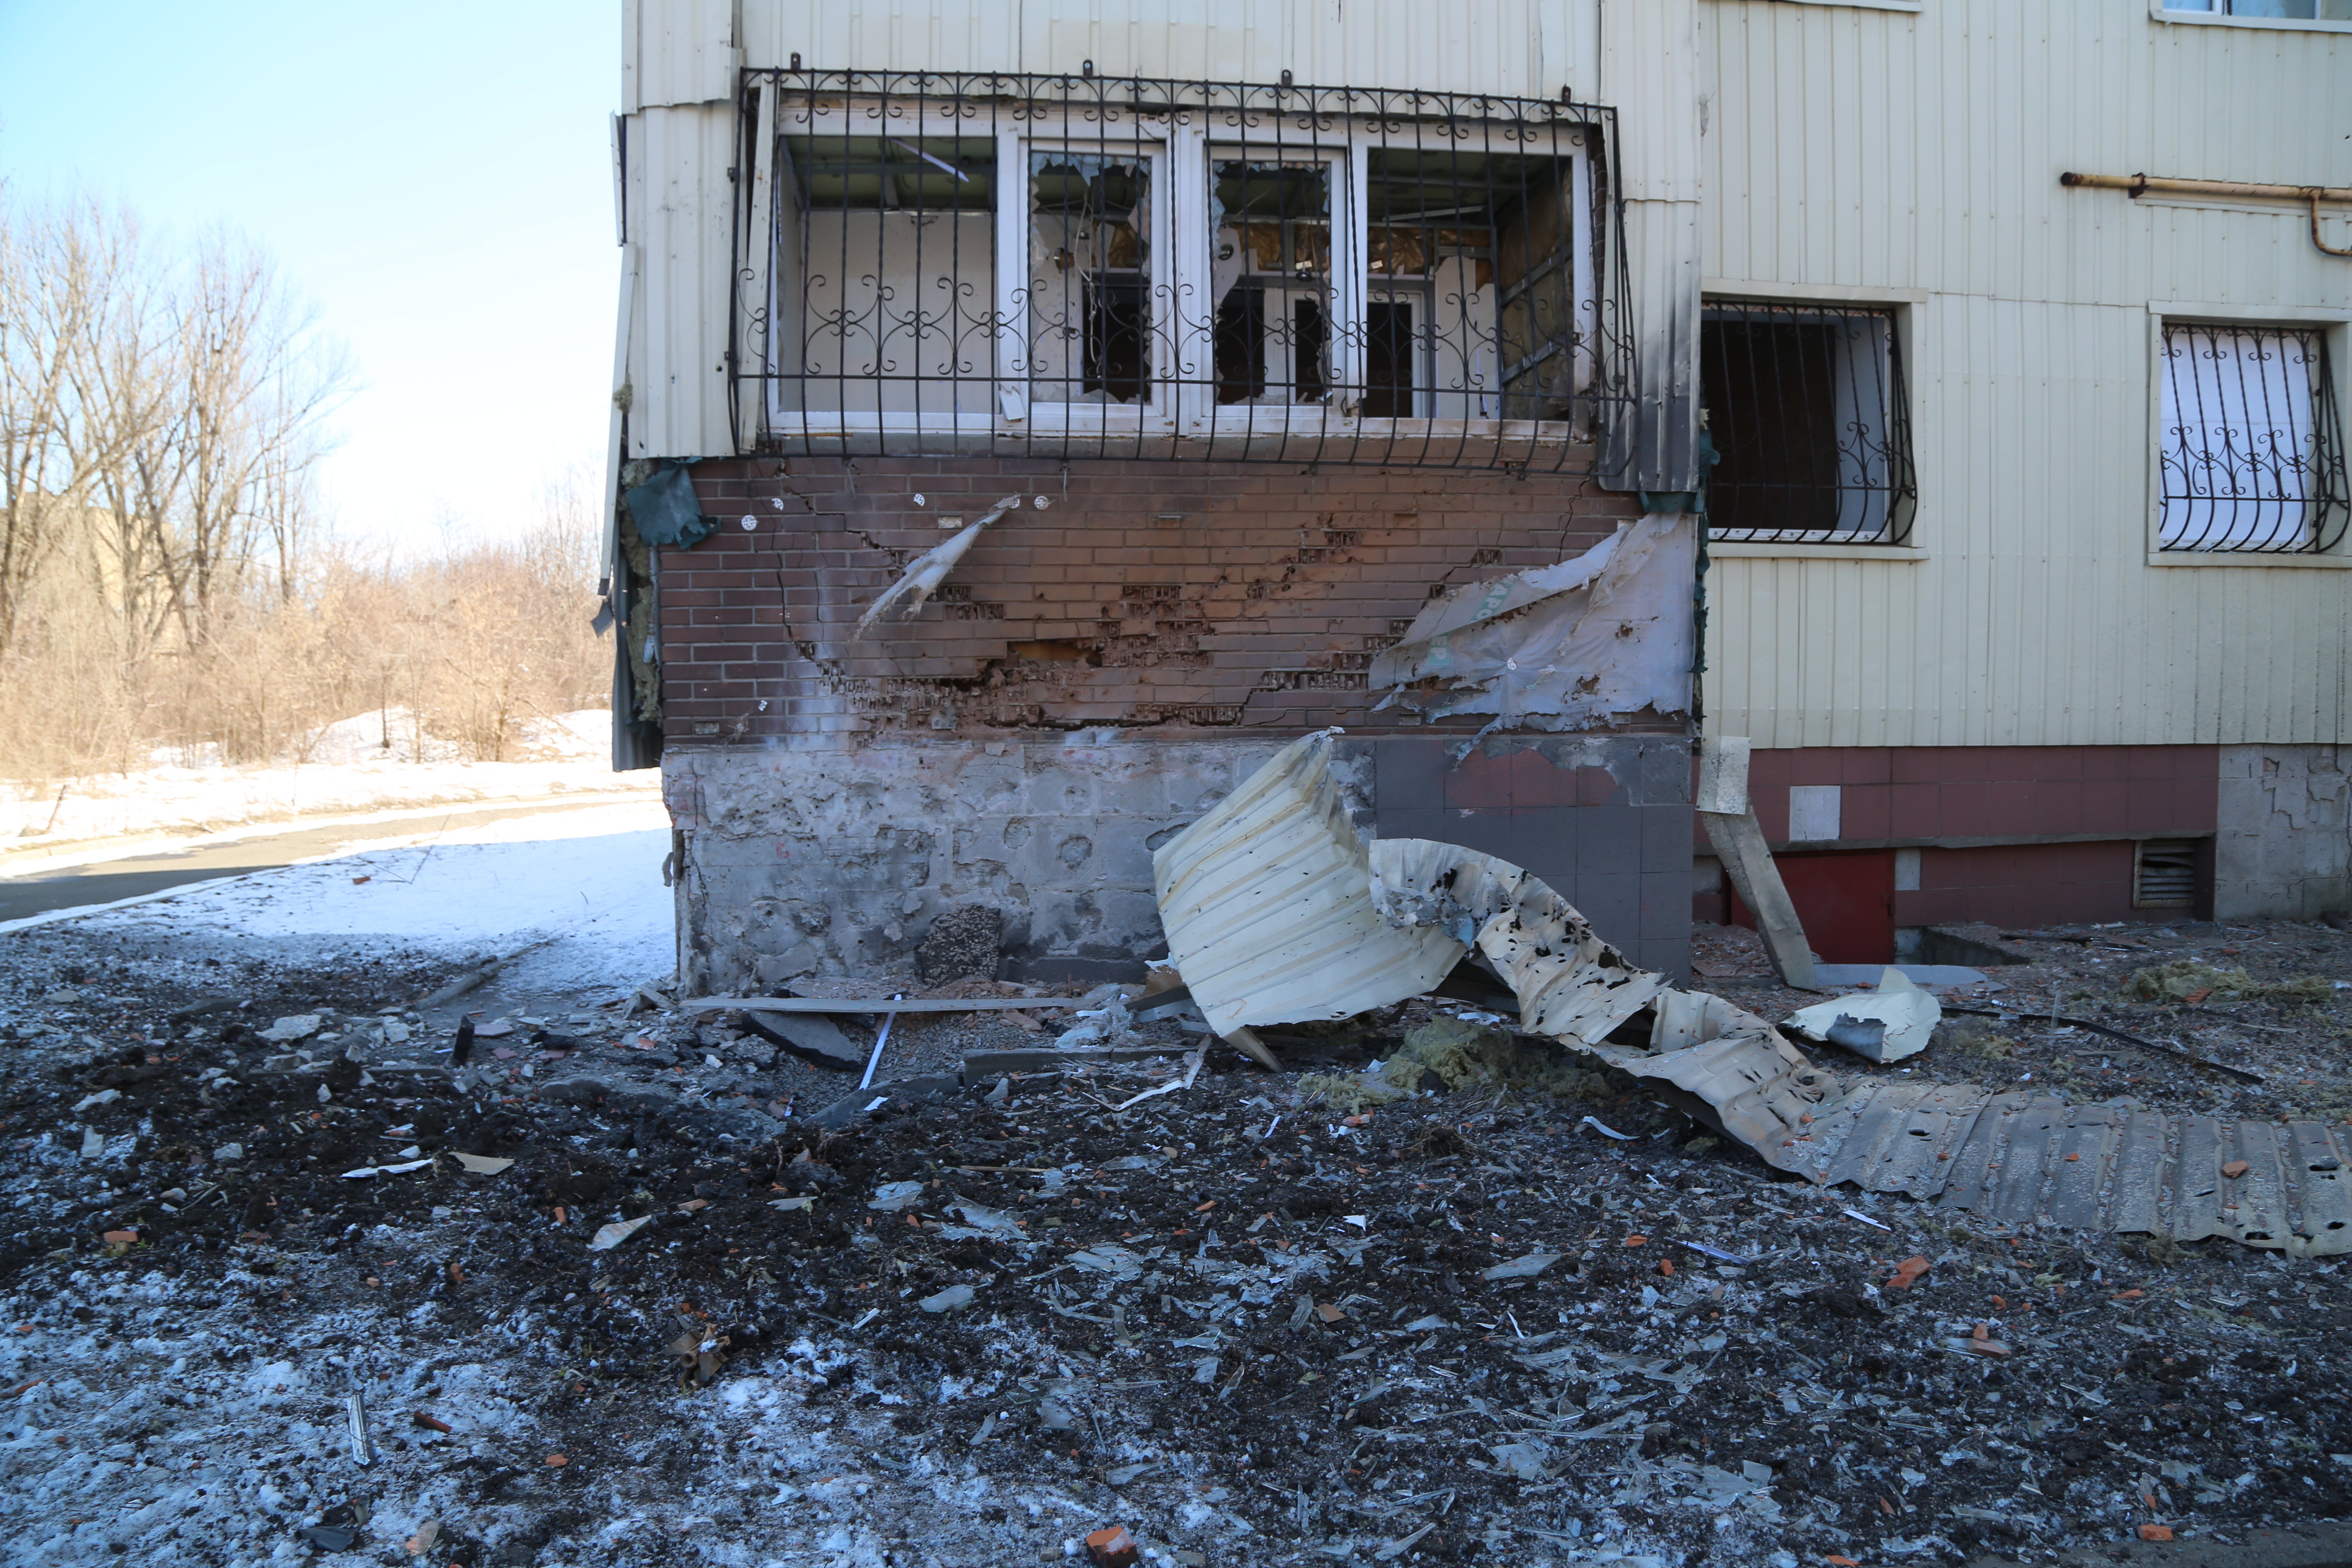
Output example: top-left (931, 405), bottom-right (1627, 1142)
top-left (2143, 302), bottom-right (2352, 568)
top-left (762, 101), bottom-right (1601, 451)
top-left (1000, 118), bottom-right (1184, 434)
top-left (2150, 0), bottom-right (2352, 33)
top-left (1193, 134), bottom-right (1360, 437)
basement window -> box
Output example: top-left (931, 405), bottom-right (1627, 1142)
top-left (2133, 839), bottom-right (2200, 909)
top-left (2156, 322), bottom-right (2350, 553)
top-left (1702, 299), bottom-right (1916, 544)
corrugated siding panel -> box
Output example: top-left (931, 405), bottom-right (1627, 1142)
top-left (741, 0), bottom-right (1579, 99)
top-left (626, 104), bottom-right (740, 459)
top-left (1698, 0), bottom-right (2352, 750)
top-left (1603, 0), bottom-right (1705, 490)
top-left (625, 0), bottom-right (740, 109)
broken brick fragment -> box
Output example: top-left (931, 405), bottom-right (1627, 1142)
top-left (1886, 1255), bottom-right (1930, 1290)
top-left (1085, 1524), bottom-right (1140, 1567)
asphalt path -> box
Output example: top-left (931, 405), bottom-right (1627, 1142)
top-left (0, 796), bottom-right (654, 923)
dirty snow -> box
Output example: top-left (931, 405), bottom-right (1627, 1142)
top-left (58, 798), bottom-right (674, 995)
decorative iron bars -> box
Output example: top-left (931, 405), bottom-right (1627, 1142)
top-left (1700, 299), bottom-right (1917, 545)
top-left (2157, 323), bottom-right (2349, 554)
top-left (733, 70), bottom-right (1632, 472)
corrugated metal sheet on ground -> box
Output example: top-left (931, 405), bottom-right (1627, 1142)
top-left (1162, 730), bottom-right (2347, 1258)
top-left (1766, 1081), bottom-right (2352, 1258)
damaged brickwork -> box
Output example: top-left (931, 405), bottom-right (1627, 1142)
top-left (651, 459), bottom-right (1693, 991)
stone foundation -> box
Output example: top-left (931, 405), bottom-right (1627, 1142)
top-left (664, 731), bottom-right (1693, 994)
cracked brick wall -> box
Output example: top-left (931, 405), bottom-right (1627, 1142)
top-left (649, 457), bottom-right (1692, 991)
top-left (656, 457), bottom-right (1646, 742)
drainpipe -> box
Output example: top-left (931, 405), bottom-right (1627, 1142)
top-left (2059, 171), bottom-right (2352, 258)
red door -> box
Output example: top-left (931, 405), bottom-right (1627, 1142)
top-left (1728, 849), bottom-right (1897, 964)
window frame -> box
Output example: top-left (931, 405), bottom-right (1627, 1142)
top-left (1697, 285), bottom-right (1923, 556)
top-left (2143, 303), bottom-right (2352, 568)
top-left (1002, 122), bottom-right (1183, 432)
top-left (2150, 0), bottom-right (2352, 34)
top-left (754, 78), bottom-right (1609, 464)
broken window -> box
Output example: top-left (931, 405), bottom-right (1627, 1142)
top-left (775, 130), bottom-right (999, 425)
top-left (2156, 322), bottom-right (2349, 553)
top-left (752, 73), bottom-right (1623, 468)
top-left (1028, 150), bottom-right (1158, 407)
top-left (1210, 158), bottom-right (1333, 406)
top-left (1701, 300), bottom-right (1916, 544)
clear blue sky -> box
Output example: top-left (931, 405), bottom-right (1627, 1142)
top-left (0, 2), bottom-right (619, 550)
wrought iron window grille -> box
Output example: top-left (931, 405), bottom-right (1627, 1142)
top-left (2156, 323), bottom-right (2349, 555)
top-left (728, 69), bottom-right (1633, 474)
top-left (1699, 299), bottom-right (1917, 545)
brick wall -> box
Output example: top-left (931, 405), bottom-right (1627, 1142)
top-left (656, 456), bottom-right (1651, 746)
top-left (650, 455), bottom-right (1699, 989)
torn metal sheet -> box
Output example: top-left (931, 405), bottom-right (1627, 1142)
top-left (853, 492), bottom-right (1024, 637)
top-left (1367, 515), bottom-right (1695, 728)
top-left (1151, 732), bottom-right (1465, 1038)
top-left (1785, 967), bottom-right (1942, 1063)
top-left (1163, 738), bottom-right (2350, 1255)
top-left (1368, 838), bottom-right (1673, 1045)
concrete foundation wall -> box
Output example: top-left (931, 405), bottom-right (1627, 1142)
top-left (2216, 745), bottom-right (2352, 922)
top-left (664, 732), bottom-right (1692, 995)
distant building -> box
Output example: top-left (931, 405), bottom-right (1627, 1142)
top-left (608, 0), bottom-right (2348, 989)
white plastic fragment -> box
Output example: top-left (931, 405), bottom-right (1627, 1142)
top-left (72, 1090), bottom-right (120, 1111)
top-left (1785, 966), bottom-right (1942, 1063)
top-left (1843, 1207), bottom-right (1894, 1231)
top-left (79, 1130), bottom-right (105, 1160)
top-left (588, 1214), bottom-right (655, 1251)
top-left (213, 1142), bottom-right (245, 1162)
top-left (1480, 1251), bottom-right (1563, 1281)
top-left (1581, 1115), bottom-right (1635, 1141)
top-left (450, 1154), bottom-right (514, 1174)
top-left (868, 1180), bottom-right (927, 1212)
top-left (340, 1158), bottom-right (432, 1180)
top-left (853, 493), bottom-right (1023, 636)
top-left (256, 1013), bottom-right (322, 1042)
top-left (769, 1196), bottom-right (816, 1212)
top-left (920, 1285), bottom-right (976, 1313)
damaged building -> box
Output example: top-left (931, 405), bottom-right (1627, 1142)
top-left (604, 0), bottom-right (2351, 994)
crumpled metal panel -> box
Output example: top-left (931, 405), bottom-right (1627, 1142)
top-left (1176, 739), bottom-right (2352, 1256)
top-left (1370, 839), bottom-right (1673, 1044)
top-left (1153, 733), bottom-right (1463, 1037)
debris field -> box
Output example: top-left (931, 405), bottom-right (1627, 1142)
top-left (7, 899), bottom-right (2352, 1567)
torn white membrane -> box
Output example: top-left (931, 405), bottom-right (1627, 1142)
top-left (853, 492), bottom-right (1023, 638)
top-left (1368, 515), bottom-right (1695, 728)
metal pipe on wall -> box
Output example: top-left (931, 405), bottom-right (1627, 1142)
top-left (2059, 171), bottom-right (2352, 258)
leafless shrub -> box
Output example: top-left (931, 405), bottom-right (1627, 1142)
top-left (0, 194), bottom-right (607, 789)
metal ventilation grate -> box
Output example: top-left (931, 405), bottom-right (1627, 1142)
top-left (2133, 839), bottom-right (2199, 909)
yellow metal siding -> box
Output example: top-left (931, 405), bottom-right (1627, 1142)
top-left (1700, 0), bottom-right (2352, 750)
top-left (625, 104), bottom-right (740, 459)
top-left (739, 0), bottom-right (1580, 99)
